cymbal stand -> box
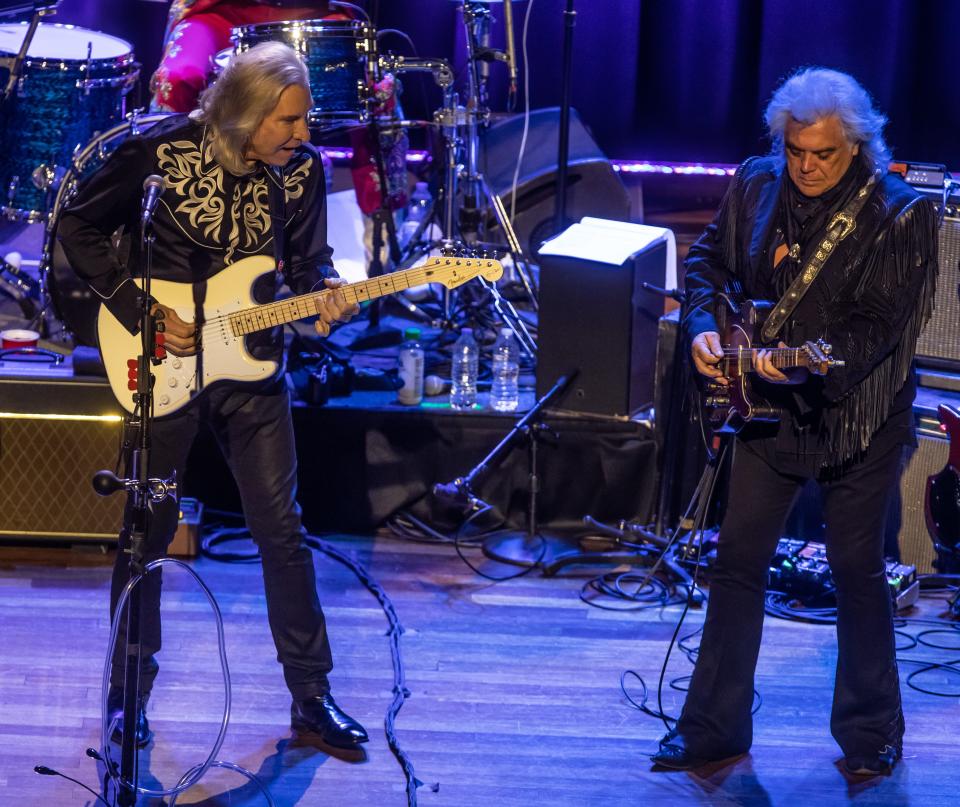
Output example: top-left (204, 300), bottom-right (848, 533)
top-left (0, 2), bottom-right (57, 102)
top-left (411, 1), bottom-right (537, 356)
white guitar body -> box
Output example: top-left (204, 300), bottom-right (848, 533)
top-left (98, 252), bottom-right (504, 416)
top-left (98, 255), bottom-right (279, 416)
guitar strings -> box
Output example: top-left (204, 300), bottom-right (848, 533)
top-left (185, 261), bottom-right (487, 340)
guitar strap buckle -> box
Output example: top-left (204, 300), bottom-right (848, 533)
top-left (760, 169), bottom-right (879, 343)
top-left (828, 212), bottom-right (856, 241)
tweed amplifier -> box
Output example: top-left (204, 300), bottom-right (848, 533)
top-left (0, 371), bottom-right (125, 541)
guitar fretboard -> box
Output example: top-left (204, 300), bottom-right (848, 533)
top-left (721, 347), bottom-right (807, 373)
top-left (227, 259), bottom-right (487, 337)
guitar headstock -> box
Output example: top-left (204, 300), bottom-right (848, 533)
top-left (423, 244), bottom-right (504, 286)
top-left (801, 339), bottom-right (845, 376)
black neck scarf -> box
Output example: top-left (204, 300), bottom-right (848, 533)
top-left (772, 153), bottom-right (873, 296)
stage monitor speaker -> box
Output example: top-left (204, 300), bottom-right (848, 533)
top-left (0, 376), bottom-right (124, 541)
top-left (916, 204), bottom-right (959, 369)
top-left (537, 239), bottom-right (666, 416)
top-left (483, 107), bottom-right (631, 256)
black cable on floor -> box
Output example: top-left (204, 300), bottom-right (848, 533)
top-left (201, 525), bottom-right (430, 805)
top-left (305, 534), bottom-right (436, 804)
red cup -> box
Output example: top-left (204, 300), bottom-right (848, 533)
top-left (0, 329), bottom-right (40, 349)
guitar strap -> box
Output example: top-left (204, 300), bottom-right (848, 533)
top-left (266, 166), bottom-right (287, 279)
top-left (760, 169), bottom-right (880, 343)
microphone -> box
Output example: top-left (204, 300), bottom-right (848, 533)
top-left (140, 174), bottom-right (166, 230)
top-left (424, 375), bottom-right (450, 396)
top-left (503, 0), bottom-right (518, 92)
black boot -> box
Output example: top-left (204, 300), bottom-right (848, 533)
top-left (291, 694), bottom-right (368, 749)
top-left (844, 743), bottom-right (901, 776)
top-left (106, 687), bottom-right (153, 748)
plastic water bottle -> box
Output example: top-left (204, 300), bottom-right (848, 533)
top-left (398, 181), bottom-right (432, 249)
top-left (449, 327), bottom-right (479, 410)
top-left (397, 327), bottom-right (424, 405)
top-left (490, 327), bottom-right (520, 412)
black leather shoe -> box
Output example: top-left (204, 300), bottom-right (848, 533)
top-left (291, 694), bottom-right (368, 749)
top-left (651, 729), bottom-right (700, 770)
top-left (650, 730), bottom-right (744, 771)
top-left (844, 744), bottom-right (901, 776)
top-left (106, 687), bottom-right (153, 748)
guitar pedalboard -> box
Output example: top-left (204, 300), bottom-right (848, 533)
top-left (769, 538), bottom-right (919, 612)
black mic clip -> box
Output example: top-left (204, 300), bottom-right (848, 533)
top-left (432, 478), bottom-right (484, 513)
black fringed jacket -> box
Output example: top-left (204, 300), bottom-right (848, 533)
top-left (683, 156), bottom-right (939, 466)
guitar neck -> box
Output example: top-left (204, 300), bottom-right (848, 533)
top-left (229, 263), bottom-right (436, 337)
top-left (722, 347), bottom-right (809, 372)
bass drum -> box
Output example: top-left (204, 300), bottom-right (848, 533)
top-left (46, 113), bottom-right (174, 347)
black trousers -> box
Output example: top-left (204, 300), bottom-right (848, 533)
top-left (110, 382), bottom-right (333, 701)
top-left (675, 435), bottom-right (905, 758)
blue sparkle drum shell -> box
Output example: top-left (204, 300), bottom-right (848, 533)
top-left (230, 19), bottom-right (376, 125)
top-left (0, 22), bottom-right (139, 221)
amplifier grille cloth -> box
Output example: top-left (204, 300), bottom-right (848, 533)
top-left (0, 418), bottom-right (124, 539)
top-left (917, 215), bottom-right (960, 365)
top-left (897, 432), bottom-right (949, 574)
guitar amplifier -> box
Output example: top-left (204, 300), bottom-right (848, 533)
top-left (909, 179), bottom-right (960, 371)
top-left (894, 415), bottom-right (948, 574)
top-left (0, 372), bottom-right (125, 541)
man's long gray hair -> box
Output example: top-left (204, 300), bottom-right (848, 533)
top-left (192, 42), bottom-right (311, 175)
top-left (764, 67), bottom-right (891, 169)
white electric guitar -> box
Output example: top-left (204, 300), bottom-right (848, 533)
top-left (99, 253), bottom-right (504, 415)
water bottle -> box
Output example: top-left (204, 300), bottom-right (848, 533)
top-left (449, 327), bottom-right (479, 410)
top-left (398, 181), bottom-right (432, 249)
top-left (490, 327), bottom-right (520, 412)
top-left (397, 327), bottom-right (424, 405)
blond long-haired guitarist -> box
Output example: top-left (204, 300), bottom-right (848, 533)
top-left (58, 42), bottom-right (368, 752)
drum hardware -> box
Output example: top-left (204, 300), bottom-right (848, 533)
top-left (392, 2), bottom-right (536, 357)
top-left (31, 162), bottom-right (63, 192)
top-left (380, 54), bottom-right (454, 89)
top-left (0, 0), bottom-right (53, 101)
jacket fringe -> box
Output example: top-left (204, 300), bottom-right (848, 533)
top-left (820, 196), bottom-right (939, 464)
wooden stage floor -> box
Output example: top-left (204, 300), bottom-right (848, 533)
top-left (1, 535), bottom-right (958, 806)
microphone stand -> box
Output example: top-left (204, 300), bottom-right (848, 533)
top-left (92, 211), bottom-right (176, 806)
top-left (553, 0), bottom-right (576, 234)
top-left (433, 373), bottom-right (574, 568)
top-left (350, 116), bottom-right (404, 351)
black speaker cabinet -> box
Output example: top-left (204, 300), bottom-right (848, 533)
top-left (482, 107), bottom-right (631, 256)
top-left (0, 375), bottom-right (124, 541)
top-left (537, 239), bottom-right (667, 416)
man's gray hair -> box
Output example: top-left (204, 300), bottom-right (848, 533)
top-left (192, 41), bottom-right (311, 175)
top-left (764, 67), bottom-right (891, 169)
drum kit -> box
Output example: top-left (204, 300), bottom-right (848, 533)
top-left (0, 0), bottom-right (535, 355)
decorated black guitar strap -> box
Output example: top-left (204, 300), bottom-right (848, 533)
top-left (760, 169), bottom-right (880, 343)
top-left (266, 166), bottom-right (287, 279)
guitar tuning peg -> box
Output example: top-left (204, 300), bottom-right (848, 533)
top-left (822, 342), bottom-right (832, 354)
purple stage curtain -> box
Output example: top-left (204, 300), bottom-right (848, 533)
top-left (48, 0), bottom-right (959, 167)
